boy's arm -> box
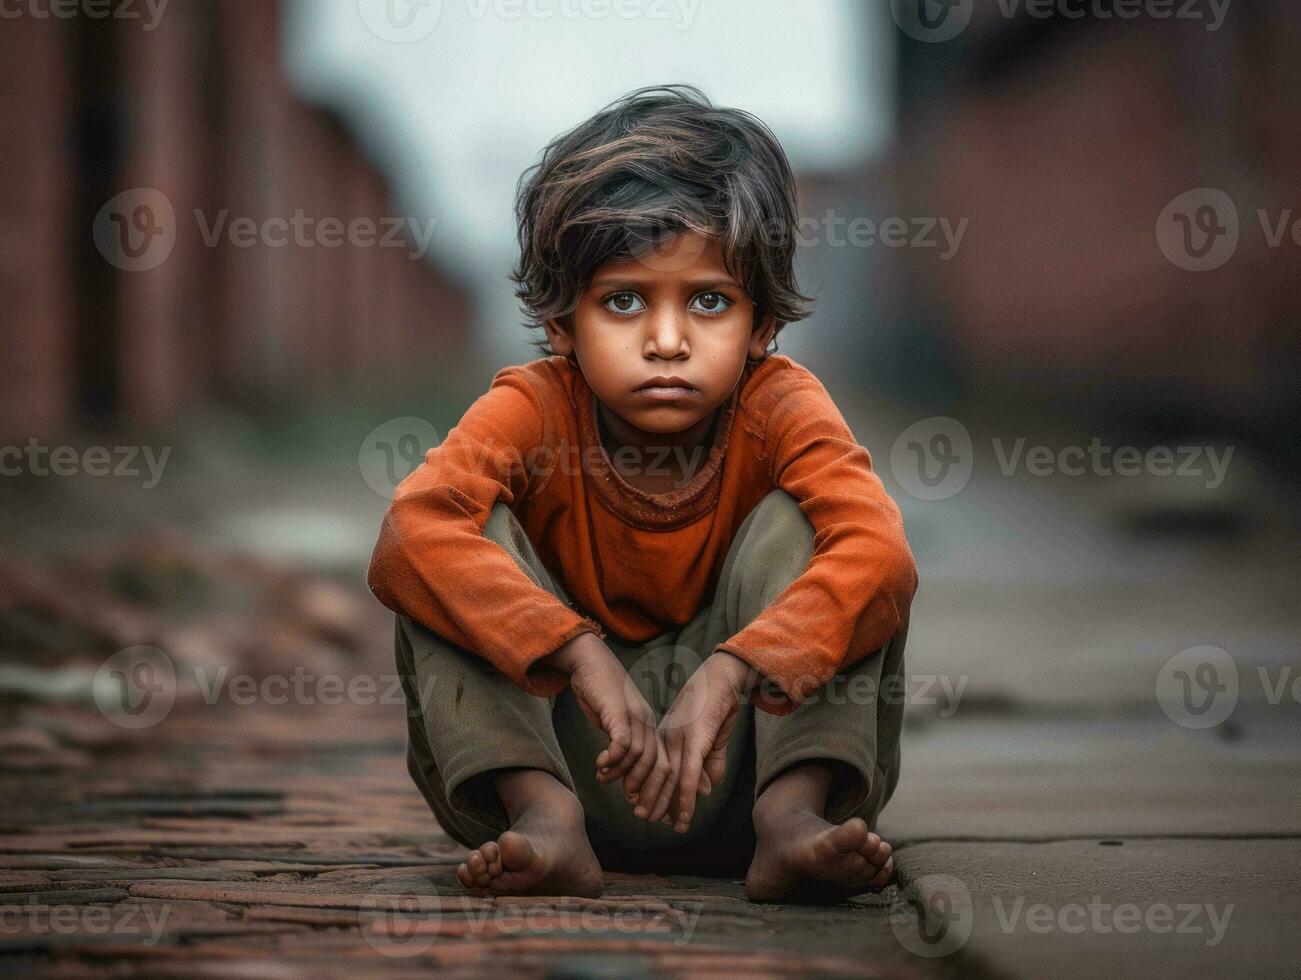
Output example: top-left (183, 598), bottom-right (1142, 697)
top-left (712, 371), bottom-right (919, 715)
top-left (367, 367), bottom-right (604, 697)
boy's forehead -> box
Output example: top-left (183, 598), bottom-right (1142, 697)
top-left (592, 230), bottom-right (733, 283)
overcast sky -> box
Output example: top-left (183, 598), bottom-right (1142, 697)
top-left (284, 0), bottom-right (891, 361)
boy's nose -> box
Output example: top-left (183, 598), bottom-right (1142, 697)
top-left (643, 312), bottom-right (689, 359)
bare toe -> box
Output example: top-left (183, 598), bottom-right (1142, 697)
top-left (827, 817), bottom-right (870, 854)
top-left (748, 810), bottom-right (894, 903)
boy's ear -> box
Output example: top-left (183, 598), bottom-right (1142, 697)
top-left (542, 317), bottom-right (575, 358)
top-left (747, 315), bottom-right (777, 360)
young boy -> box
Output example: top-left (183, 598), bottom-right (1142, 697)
top-left (368, 85), bottom-right (917, 902)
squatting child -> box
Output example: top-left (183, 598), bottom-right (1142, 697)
top-left (368, 85), bottom-right (918, 902)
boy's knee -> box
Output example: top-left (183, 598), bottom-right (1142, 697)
top-left (481, 501), bottom-right (521, 548)
top-left (481, 501), bottom-right (540, 574)
top-left (733, 490), bottom-right (815, 593)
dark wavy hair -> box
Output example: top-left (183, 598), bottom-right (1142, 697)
top-left (511, 84), bottom-right (814, 356)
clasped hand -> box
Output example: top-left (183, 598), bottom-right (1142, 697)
top-left (544, 633), bottom-right (757, 832)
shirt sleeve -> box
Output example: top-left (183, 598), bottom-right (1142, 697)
top-left (713, 371), bottom-right (919, 716)
top-left (366, 367), bottom-right (605, 698)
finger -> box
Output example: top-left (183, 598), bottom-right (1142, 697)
top-left (624, 713), bottom-right (647, 780)
top-left (597, 710), bottom-right (632, 777)
top-left (601, 712), bottom-right (641, 782)
top-left (674, 738), bottom-right (704, 832)
top-left (647, 746), bottom-right (678, 823)
top-left (701, 748), bottom-right (728, 797)
top-left (636, 745), bottom-right (671, 820)
top-left (650, 732), bottom-right (683, 824)
top-left (648, 764), bottom-right (677, 823)
top-left (623, 720), bottom-right (657, 799)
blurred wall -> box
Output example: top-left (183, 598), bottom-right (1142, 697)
top-left (0, 0), bottom-right (472, 440)
top-left (881, 0), bottom-right (1301, 450)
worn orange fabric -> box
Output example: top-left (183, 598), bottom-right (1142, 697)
top-left (367, 354), bottom-right (918, 715)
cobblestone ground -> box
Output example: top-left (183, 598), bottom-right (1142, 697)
top-left (0, 700), bottom-right (961, 978)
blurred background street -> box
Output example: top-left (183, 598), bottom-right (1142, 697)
top-left (2, 0), bottom-right (1300, 975)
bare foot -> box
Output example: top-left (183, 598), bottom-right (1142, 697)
top-left (455, 774), bottom-right (603, 897)
top-left (746, 806), bottom-right (894, 903)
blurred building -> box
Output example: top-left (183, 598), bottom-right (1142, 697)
top-left (885, 0), bottom-right (1301, 451)
top-left (1, 0), bottom-right (472, 440)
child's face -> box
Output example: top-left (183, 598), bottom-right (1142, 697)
top-left (544, 231), bottom-right (775, 438)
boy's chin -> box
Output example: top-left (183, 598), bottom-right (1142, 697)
top-left (621, 406), bottom-right (716, 436)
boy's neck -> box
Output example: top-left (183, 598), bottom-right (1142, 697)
top-left (595, 399), bottom-right (721, 493)
top-left (595, 399), bottom-right (719, 458)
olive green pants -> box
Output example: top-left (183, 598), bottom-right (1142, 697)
top-left (395, 489), bottom-right (907, 876)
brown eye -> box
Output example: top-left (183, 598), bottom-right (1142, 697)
top-left (690, 291), bottom-right (731, 314)
top-left (603, 292), bottom-right (645, 315)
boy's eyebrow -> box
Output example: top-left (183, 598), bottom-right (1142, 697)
top-left (589, 276), bottom-right (741, 291)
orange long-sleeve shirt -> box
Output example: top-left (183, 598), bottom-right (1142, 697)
top-left (367, 354), bottom-right (917, 715)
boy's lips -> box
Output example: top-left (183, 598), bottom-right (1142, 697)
top-left (633, 377), bottom-right (699, 402)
